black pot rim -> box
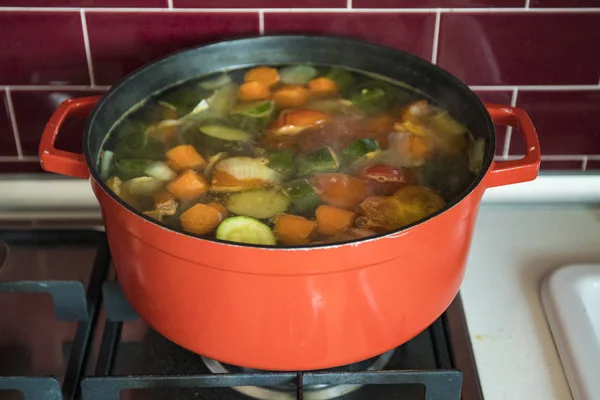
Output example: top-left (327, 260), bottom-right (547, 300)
top-left (84, 34), bottom-right (496, 250)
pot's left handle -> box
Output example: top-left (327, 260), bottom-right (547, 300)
top-left (39, 96), bottom-right (102, 179)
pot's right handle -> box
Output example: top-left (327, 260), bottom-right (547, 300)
top-left (39, 96), bottom-right (101, 179)
top-left (484, 103), bottom-right (541, 188)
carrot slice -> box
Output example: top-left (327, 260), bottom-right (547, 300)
top-left (273, 214), bottom-right (317, 246)
top-left (272, 85), bottom-right (310, 109)
top-left (167, 170), bottom-right (209, 200)
top-left (237, 81), bottom-right (271, 102)
top-left (307, 77), bottom-right (338, 97)
top-left (166, 145), bottom-right (206, 172)
top-left (180, 203), bottom-right (222, 235)
top-left (315, 205), bottom-right (356, 237)
top-left (206, 202), bottom-right (229, 219)
top-left (244, 66), bottom-right (279, 87)
top-left (310, 173), bottom-right (371, 209)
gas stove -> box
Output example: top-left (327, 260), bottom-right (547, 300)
top-left (0, 229), bottom-right (482, 400)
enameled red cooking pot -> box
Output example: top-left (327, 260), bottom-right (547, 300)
top-left (39, 36), bottom-right (540, 371)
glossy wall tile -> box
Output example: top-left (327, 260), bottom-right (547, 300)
top-left (437, 12), bottom-right (600, 85)
top-left (511, 90), bottom-right (600, 155)
top-left (353, 0), bottom-right (524, 7)
top-left (0, 92), bottom-right (17, 157)
top-left (0, 0), bottom-right (167, 6)
top-left (86, 12), bottom-right (260, 85)
top-left (0, 12), bottom-right (89, 86)
top-left (263, 13), bottom-right (436, 60)
top-left (174, 0), bottom-right (346, 7)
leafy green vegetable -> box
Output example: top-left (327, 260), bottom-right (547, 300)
top-left (229, 100), bottom-right (275, 132)
top-left (282, 179), bottom-right (321, 215)
top-left (297, 147), bottom-right (340, 176)
top-left (111, 158), bottom-right (152, 181)
top-left (114, 130), bottom-right (165, 160)
top-left (350, 88), bottom-right (389, 115)
top-left (342, 138), bottom-right (380, 164)
top-left (267, 150), bottom-right (295, 176)
top-left (323, 66), bottom-right (354, 94)
top-left (159, 84), bottom-right (211, 115)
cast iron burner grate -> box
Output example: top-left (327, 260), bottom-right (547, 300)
top-left (0, 230), bottom-right (482, 400)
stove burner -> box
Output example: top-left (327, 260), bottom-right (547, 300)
top-left (201, 350), bottom-right (395, 400)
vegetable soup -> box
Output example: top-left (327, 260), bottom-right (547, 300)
top-left (98, 65), bottom-right (485, 246)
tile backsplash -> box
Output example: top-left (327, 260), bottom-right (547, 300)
top-left (0, 2), bottom-right (598, 173)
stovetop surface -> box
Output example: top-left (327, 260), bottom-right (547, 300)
top-left (0, 229), bottom-right (482, 400)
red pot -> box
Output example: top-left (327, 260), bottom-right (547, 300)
top-left (39, 36), bottom-right (540, 371)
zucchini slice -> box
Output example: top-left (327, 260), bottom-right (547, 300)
top-left (229, 100), bottom-right (275, 132)
top-left (226, 189), bottom-right (290, 219)
top-left (198, 125), bottom-right (253, 152)
top-left (216, 216), bottom-right (276, 245)
top-left (341, 138), bottom-right (380, 164)
top-left (297, 147), bottom-right (340, 176)
top-left (282, 179), bottom-right (321, 215)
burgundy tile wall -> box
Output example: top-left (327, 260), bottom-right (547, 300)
top-left (0, 12), bottom-right (89, 85)
top-left (353, 0), bottom-right (524, 7)
top-left (0, 92), bottom-right (17, 156)
top-left (437, 13), bottom-right (600, 85)
top-left (0, 0), bottom-right (167, 6)
top-left (511, 90), bottom-right (600, 155)
top-left (531, 0), bottom-right (600, 6)
top-left (175, 0), bottom-right (346, 7)
top-left (263, 13), bottom-right (436, 59)
top-left (86, 12), bottom-right (260, 85)
top-left (0, 4), bottom-right (599, 173)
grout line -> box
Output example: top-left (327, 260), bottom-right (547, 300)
top-left (4, 88), bottom-right (23, 159)
top-left (2, 85), bottom-right (111, 91)
top-left (0, 84), bottom-right (595, 92)
top-left (430, 10), bottom-right (441, 64)
top-left (258, 10), bottom-right (264, 34)
top-left (347, 0), bottom-right (352, 8)
top-left (524, 0), bottom-right (531, 8)
top-left (0, 7), bottom-right (599, 13)
top-left (582, 156), bottom-right (588, 171)
top-left (167, 0), bottom-right (173, 9)
top-left (470, 84), bottom-right (600, 91)
top-left (0, 156), bottom-right (39, 162)
top-left (80, 10), bottom-right (96, 87)
top-left (501, 88), bottom-right (519, 158)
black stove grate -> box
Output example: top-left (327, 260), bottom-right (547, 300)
top-left (0, 230), bottom-right (110, 400)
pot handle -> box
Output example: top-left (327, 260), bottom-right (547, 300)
top-left (484, 103), bottom-right (541, 188)
top-left (39, 96), bottom-right (101, 179)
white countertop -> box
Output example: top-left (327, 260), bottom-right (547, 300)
top-left (463, 205), bottom-right (600, 400)
top-left (2, 174), bottom-right (600, 399)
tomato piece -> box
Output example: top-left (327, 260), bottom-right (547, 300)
top-left (310, 173), bottom-right (371, 209)
top-left (357, 165), bottom-right (416, 196)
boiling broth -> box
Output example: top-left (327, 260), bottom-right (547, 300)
top-left (98, 65), bottom-right (484, 246)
